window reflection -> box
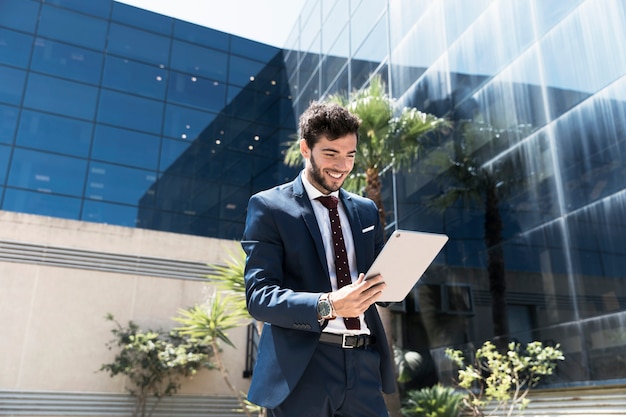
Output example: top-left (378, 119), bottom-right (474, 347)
top-left (102, 56), bottom-right (167, 99)
top-left (0, 28), bottom-right (33, 68)
top-left (24, 73), bottom-right (98, 120)
top-left (86, 162), bottom-right (157, 206)
top-left (17, 110), bottom-right (92, 157)
top-left (38, 5), bottom-right (107, 50)
top-left (8, 148), bottom-right (87, 196)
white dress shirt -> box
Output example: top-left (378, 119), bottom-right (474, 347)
top-left (301, 173), bottom-right (370, 335)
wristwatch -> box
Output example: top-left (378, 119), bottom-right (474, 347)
top-left (317, 293), bottom-right (336, 321)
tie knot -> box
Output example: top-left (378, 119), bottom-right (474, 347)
top-left (317, 195), bottom-right (338, 210)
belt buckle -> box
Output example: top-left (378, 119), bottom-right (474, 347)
top-left (341, 334), bottom-right (354, 349)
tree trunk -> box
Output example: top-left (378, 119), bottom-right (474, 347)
top-left (365, 168), bottom-right (403, 417)
top-left (484, 182), bottom-right (508, 345)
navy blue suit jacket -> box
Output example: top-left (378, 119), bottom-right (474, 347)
top-left (241, 173), bottom-right (396, 409)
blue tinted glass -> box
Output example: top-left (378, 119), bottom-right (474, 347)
top-left (0, 0), bottom-right (39, 32)
top-left (160, 138), bottom-right (193, 171)
top-left (231, 36), bottom-right (279, 62)
top-left (170, 41), bottom-right (228, 82)
top-left (111, 2), bottom-right (172, 35)
top-left (38, 5), bottom-right (107, 50)
top-left (2, 188), bottom-right (81, 219)
top-left (154, 174), bottom-right (218, 215)
top-left (107, 23), bottom-right (170, 66)
top-left (82, 200), bottom-right (141, 227)
top-left (24, 73), bottom-right (98, 120)
top-left (43, 0), bottom-right (111, 18)
top-left (86, 162), bottom-right (157, 205)
top-left (0, 103), bottom-right (19, 144)
top-left (0, 144), bottom-right (9, 183)
top-left (31, 38), bottom-right (103, 84)
top-left (16, 110), bottom-right (91, 157)
top-left (0, 28), bottom-right (33, 68)
top-left (167, 72), bottom-right (226, 112)
top-left (92, 124), bottom-right (160, 170)
top-left (163, 104), bottom-right (216, 140)
top-left (102, 56), bottom-right (167, 99)
top-left (229, 55), bottom-right (266, 87)
top-left (8, 148), bottom-right (87, 196)
top-left (0, 65), bottom-right (26, 105)
top-left (97, 89), bottom-right (163, 134)
top-left (173, 20), bottom-right (229, 51)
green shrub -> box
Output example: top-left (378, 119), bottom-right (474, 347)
top-left (402, 384), bottom-right (465, 417)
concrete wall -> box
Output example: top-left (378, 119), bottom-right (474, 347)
top-left (0, 211), bottom-right (250, 397)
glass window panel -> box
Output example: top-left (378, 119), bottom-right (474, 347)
top-left (38, 5), bottom-right (107, 50)
top-left (162, 104), bottom-right (216, 141)
top-left (107, 23), bottom-right (170, 66)
top-left (351, 0), bottom-right (386, 52)
top-left (92, 124), bottom-right (160, 170)
top-left (230, 37), bottom-right (279, 62)
top-left (0, 28), bottom-right (33, 68)
top-left (350, 13), bottom-right (387, 65)
top-left (7, 148), bottom-right (87, 196)
top-left (82, 200), bottom-right (141, 227)
top-left (16, 110), bottom-right (91, 157)
top-left (229, 55), bottom-right (266, 87)
top-left (102, 56), bottom-right (167, 100)
top-left (2, 188), bottom-right (81, 219)
top-left (31, 38), bottom-right (103, 84)
top-left (0, 0), bottom-right (39, 32)
top-left (173, 20), bottom-right (229, 51)
top-left (0, 144), bottom-right (10, 183)
top-left (166, 72), bottom-right (226, 112)
top-left (111, 1), bottom-right (172, 35)
top-left (0, 103), bottom-right (19, 144)
top-left (23, 73), bottom-right (98, 120)
top-left (97, 89), bottom-right (163, 134)
top-left (160, 138), bottom-right (193, 173)
top-left (154, 174), bottom-right (219, 216)
top-left (321, 0), bottom-right (348, 55)
top-left (86, 162), bottom-right (157, 206)
top-left (299, 1), bottom-right (320, 54)
top-left (170, 40), bottom-right (228, 82)
top-left (43, 0), bottom-right (111, 18)
top-left (0, 65), bottom-right (26, 105)
top-left (540, 1), bottom-right (626, 95)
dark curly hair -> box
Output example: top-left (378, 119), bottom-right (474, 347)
top-left (299, 101), bottom-right (361, 149)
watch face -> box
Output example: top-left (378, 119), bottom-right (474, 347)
top-left (318, 299), bottom-right (331, 317)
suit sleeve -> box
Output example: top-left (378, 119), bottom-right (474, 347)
top-left (241, 193), bottom-right (321, 332)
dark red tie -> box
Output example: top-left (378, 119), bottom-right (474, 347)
top-left (317, 196), bottom-right (361, 330)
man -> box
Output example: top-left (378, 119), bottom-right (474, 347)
top-left (241, 101), bottom-right (396, 417)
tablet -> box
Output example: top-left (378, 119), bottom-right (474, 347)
top-left (365, 229), bottom-right (448, 302)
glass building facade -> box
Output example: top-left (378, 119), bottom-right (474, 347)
top-left (0, 0), bottom-right (298, 239)
top-left (2, 0), bottom-right (626, 394)
top-left (285, 0), bottom-right (626, 389)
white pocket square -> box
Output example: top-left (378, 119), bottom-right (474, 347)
top-left (362, 225), bottom-right (375, 233)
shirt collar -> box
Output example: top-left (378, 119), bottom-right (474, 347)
top-left (301, 170), bottom-right (340, 201)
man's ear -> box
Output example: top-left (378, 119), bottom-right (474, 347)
top-left (299, 138), bottom-right (309, 157)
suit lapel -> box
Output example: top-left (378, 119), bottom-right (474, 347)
top-left (293, 174), bottom-right (330, 279)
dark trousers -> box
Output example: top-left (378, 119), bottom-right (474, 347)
top-left (267, 342), bottom-right (389, 417)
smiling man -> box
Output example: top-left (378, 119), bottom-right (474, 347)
top-left (241, 102), bottom-right (396, 417)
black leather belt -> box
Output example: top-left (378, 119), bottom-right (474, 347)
top-left (319, 333), bottom-right (376, 349)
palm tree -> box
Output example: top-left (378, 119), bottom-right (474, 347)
top-left (284, 74), bottom-right (448, 417)
top-left (285, 74), bottom-right (448, 229)
top-left (424, 119), bottom-right (526, 343)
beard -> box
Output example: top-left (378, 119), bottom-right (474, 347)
top-left (307, 152), bottom-right (346, 194)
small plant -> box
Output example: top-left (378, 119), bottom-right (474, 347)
top-left (446, 340), bottom-right (564, 417)
top-left (402, 384), bottom-right (465, 417)
top-left (100, 314), bottom-right (214, 417)
top-left (174, 290), bottom-right (254, 417)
